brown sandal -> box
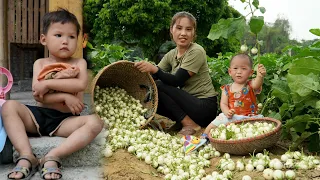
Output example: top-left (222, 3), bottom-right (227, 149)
top-left (7, 154), bottom-right (39, 180)
top-left (39, 156), bottom-right (62, 179)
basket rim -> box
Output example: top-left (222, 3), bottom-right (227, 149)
top-left (90, 60), bottom-right (155, 95)
top-left (90, 60), bottom-right (134, 93)
top-left (208, 117), bottom-right (281, 144)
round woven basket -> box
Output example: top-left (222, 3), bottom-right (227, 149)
top-left (208, 117), bottom-right (282, 155)
top-left (91, 60), bottom-right (158, 128)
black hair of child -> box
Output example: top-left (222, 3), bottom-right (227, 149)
top-left (42, 8), bottom-right (81, 36)
top-left (230, 53), bottom-right (253, 68)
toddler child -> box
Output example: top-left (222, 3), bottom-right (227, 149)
top-left (202, 53), bottom-right (266, 138)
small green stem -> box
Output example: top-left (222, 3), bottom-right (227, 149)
top-left (248, 0), bottom-right (254, 16)
top-left (245, 9), bottom-right (258, 18)
top-left (257, 35), bottom-right (261, 65)
top-left (310, 118), bottom-right (320, 126)
top-left (260, 90), bottom-right (273, 115)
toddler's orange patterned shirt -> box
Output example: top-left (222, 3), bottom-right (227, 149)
top-left (221, 80), bottom-right (261, 116)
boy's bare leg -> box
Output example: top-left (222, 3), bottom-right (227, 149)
top-left (2, 100), bottom-right (39, 179)
top-left (41, 114), bottom-right (103, 179)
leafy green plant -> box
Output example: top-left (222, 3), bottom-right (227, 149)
top-left (207, 0), bottom-right (266, 62)
top-left (207, 52), bottom-right (233, 91)
top-left (267, 29), bottom-right (320, 152)
top-left (86, 42), bottom-right (133, 75)
top-left (83, 0), bottom-right (240, 61)
top-left (207, 52), bottom-right (233, 113)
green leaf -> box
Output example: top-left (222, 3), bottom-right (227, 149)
top-left (301, 96), bottom-right (318, 109)
top-left (86, 41), bottom-right (94, 49)
top-left (316, 101), bottom-right (320, 109)
top-left (308, 133), bottom-right (320, 152)
top-left (229, 17), bottom-right (247, 39)
top-left (287, 73), bottom-right (320, 96)
top-left (240, 0), bottom-right (246, 2)
top-left (282, 62), bottom-right (292, 72)
top-left (310, 28), bottom-right (320, 36)
top-left (271, 79), bottom-right (291, 102)
top-left (291, 92), bottom-right (315, 106)
top-left (291, 131), bottom-right (314, 150)
top-left (285, 115), bottom-right (311, 130)
top-left (252, 0), bottom-right (259, 9)
top-left (249, 16), bottom-right (264, 34)
top-left (226, 129), bottom-right (235, 140)
top-left (267, 112), bottom-right (281, 120)
top-left (311, 41), bottom-right (320, 48)
top-left (109, 57), bottom-right (116, 63)
top-left (291, 47), bottom-right (320, 58)
top-left (289, 57), bottom-right (320, 75)
top-left (293, 122), bottom-right (307, 133)
top-left (279, 103), bottom-right (289, 117)
top-left (90, 50), bottom-right (98, 58)
top-left (289, 128), bottom-right (299, 143)
top-left (207, 18), bottom-right (232, 41)
top-left (259, 7), bottom-right (266, 14)
top-left (207, 17), bottom-right (246, 41)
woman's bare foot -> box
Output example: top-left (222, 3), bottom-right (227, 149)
top-left (178, 126), bottom-right (196, 135)
top-left (181, 115), bottom-right (201, 131)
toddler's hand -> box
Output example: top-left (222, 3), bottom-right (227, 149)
top-left (64, 95), bottom-right (84, 115)
top-left (32, 81), bottom-right (49, 100)
top-left (226, 109), bottom-right (235, 119)
top-left (257, 64), bottom-right (266, 77)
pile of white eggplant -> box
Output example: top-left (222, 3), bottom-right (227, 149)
top-left (94, 86), bottom-right (320, 180)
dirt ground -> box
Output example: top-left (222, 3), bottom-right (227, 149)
top-left (101, 133), bottom-right (320, 180)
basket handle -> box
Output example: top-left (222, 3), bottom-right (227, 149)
top-left (139, 84), bottom-right (153, 103)
top-left (144, 108), bottom-right (154, 119)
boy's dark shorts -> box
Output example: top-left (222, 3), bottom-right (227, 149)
top-left (25, 105), bottom-right (75, 136)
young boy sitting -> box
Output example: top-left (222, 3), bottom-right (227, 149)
top-left (2, 8), bottom-right (103, 180)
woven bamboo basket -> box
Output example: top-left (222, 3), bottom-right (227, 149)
top-left (91, 60), bottom-right (158, 128)
top-left (208, 117), bottom-right (282, 155)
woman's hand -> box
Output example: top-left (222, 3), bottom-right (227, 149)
top-left (134, 61), bottom-right (158, 74)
